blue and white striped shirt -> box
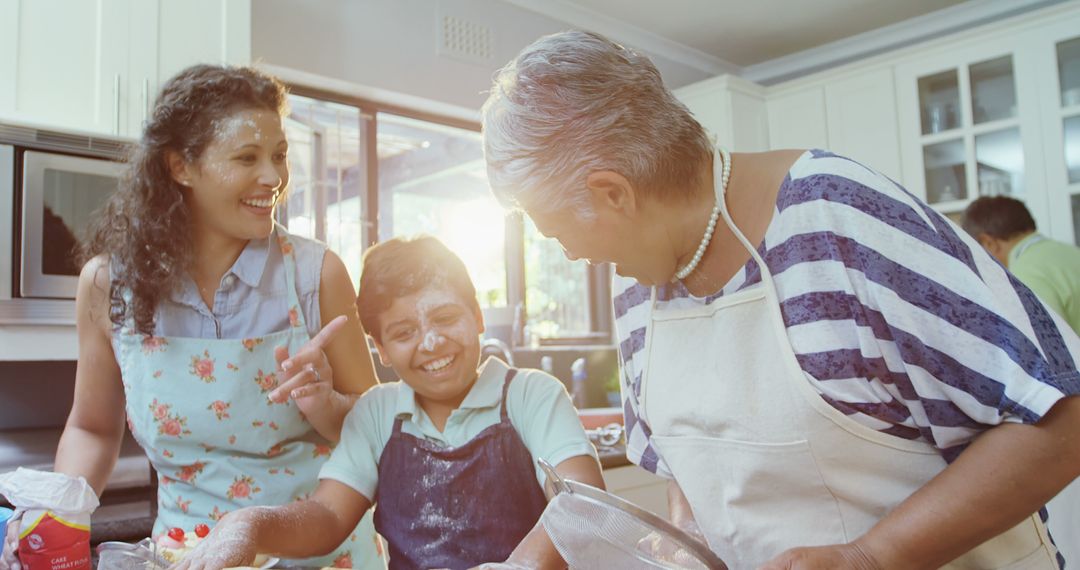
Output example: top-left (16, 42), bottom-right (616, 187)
top-left (615, 150), bottom-right (1080, 477)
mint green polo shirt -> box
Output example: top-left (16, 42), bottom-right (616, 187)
top-left (1009, 233), bottom-right (1080, 335)
top-left (319, 357), bottom-right (597, 501)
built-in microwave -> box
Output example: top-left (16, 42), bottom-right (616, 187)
top-left (0, 122), bottom-right (130, 324)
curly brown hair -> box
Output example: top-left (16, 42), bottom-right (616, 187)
top-left (80, 64), bottom-right (289, 336)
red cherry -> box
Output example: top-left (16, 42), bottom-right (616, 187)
top-left (194, 523), bottom-right (210, 538)
top-left (167, 527), bottom-right (185, 542)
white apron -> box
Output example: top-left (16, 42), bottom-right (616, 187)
top-left (640, 149), bottom-right (1059, 569)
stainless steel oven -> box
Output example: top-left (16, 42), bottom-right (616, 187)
top-left (0, 122), bottom-right (130, 324)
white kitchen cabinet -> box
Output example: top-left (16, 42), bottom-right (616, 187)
top-left (0, 0), bottom-right (250, 138)
top-left (603, 463), bottom-right (670, 519)
top-left (895, 17), bottom-right (1054, 232)
top-left (126, 0), bottom-right (252, 134)
top-left (766, 86), bottom-right (828, 152)
top-left (759, 66), bottom-right (904, 183)
top-left (825, 68), bottom-right (903, 182)
top-left (0, 0), bottom-right (131, 136)
top-left (1031, 14), bottom-right (1080, 245)
top-left (675, 75), bottom-right (769, 152)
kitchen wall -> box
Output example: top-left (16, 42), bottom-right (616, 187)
top-left (251, 0), bottom-right (712, 112)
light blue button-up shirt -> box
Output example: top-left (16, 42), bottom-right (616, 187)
top-left (151, 228), bottom-right (327, 339)
top-left (320, 356), bottom-right (597, 501)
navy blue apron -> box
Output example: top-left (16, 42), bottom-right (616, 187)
top-left (373, 369), bottom-right (549, 570)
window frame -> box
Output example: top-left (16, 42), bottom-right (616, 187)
top-left (285, 85), bottom-right (612, 346)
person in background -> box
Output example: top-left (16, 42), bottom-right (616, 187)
top-left (481, 30), bottom-right (1080, 569)
top-left (962, 195), bottom-right (1080, 334)
top-left (174, 235), bottom-right (604, 570)
top-left (2, 65), bottom-right (384, 569)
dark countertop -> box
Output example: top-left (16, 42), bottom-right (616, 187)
top-left (598, 444), bottom-right (630, 469)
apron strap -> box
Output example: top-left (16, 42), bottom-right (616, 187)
top-left (499, 369), bottom-right (519, 422)
top-left (274, 223), bottom-right (309, 331)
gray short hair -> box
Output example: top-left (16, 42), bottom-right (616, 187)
top-left (481, 30), bottom-right (712, 219)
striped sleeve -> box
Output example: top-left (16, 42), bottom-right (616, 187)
top-left (776, 151), bottom-right (1080, 461)
top-left (613, 275), bottom-right (674, 478)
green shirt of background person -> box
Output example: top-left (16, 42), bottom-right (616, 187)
top-left (962, 196), bottom-right (1080, 334)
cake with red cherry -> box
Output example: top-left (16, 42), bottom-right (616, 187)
top-left (155, 524), bottom-right (271, 566)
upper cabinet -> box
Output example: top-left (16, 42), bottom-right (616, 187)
top-left (893, 4), bottom-right (1080, 245)
top-left (824, 68), bottom-right (903, 182)
top-left (675, 75), bottom-right (769, 152)
top-left (764, 67), bottom-right (903, 183)
top-left (0, 0), bottom-right (251, 138)
top-left (895, 32), bottom-right (1049, 230)
top-left (1033, 16), bottom-right (1080, 246)
top-left (766, 86), bottom-right (828, 152)
top-left (0, 0), bottom-right (131, 136)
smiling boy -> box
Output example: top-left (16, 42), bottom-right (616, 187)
top-left (175, 235), bottom-right (603, 570)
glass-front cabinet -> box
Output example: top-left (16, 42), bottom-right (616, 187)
top-left (897, 41), bottom-right (1047, 230)
top-left (897, 6), bottom-right (1080, 245)
top-left (1037, 20), bottom-right (1080, 246)
top-left (913, 56), bottom-right (1025, 206)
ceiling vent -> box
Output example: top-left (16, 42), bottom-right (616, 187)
top-left (437, 13), bottom-right (494, 66)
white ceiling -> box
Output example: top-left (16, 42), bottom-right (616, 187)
top-left (567, 0), bottom-right (967, 66)
top-left (501, 0), bottom-right (1066, 83)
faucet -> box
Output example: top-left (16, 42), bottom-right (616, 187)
top-left (480, 337), bottom-right (515, 366)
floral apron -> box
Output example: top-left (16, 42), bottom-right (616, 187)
top-left (114, 232), bottom-right (385, 568)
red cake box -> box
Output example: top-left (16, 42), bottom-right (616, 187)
top-left (17, 511), bottom-right (91, 570)
top-left (0, 468), bottom-right (99, 570)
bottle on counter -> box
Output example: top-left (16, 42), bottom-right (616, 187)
top-left (540, 356), bottom-right (554, 376)
top-left (570, 357), bottom-right (588, 409)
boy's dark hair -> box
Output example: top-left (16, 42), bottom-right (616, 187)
top-left (357, 235), bottom-right (480, 343)
top-left (961, 196), bottom-right (1036, 240)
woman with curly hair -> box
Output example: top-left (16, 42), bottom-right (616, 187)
top-left (4, 64), bottom-right (385, 568)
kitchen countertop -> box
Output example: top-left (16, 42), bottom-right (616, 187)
top-left (597, 444), bottom-right (630, 469)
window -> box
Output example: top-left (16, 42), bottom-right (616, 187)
top-left (375, 113), bottom-right (507, 309)
top-left (523, 217), bottom-right (591, 340)
top-left (281, 94), bottom-right (369, 289)
top-left (282, 89), bottom-right (610, 345)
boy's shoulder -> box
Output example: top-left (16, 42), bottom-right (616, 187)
top-left (351, 381), bottom-right (407, 417)
top-left (359, 380), bottom-right (407, 401)
top-left (508, 367), bottom-right (568, 400)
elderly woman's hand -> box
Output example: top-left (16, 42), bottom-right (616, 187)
top-left (269, 315), bottom-right (348, 416)
top-left (757, 543), bottom-right (882, 570)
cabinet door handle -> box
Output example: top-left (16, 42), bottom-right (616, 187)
top-left (142, 78), bottom-right (149, 127)
top-left (113, 73), bottom-right (121, 135)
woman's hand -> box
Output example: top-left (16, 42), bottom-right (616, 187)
top-left (270, 315), bottom-right (348, 415)
top-left (170, 512), bottom-right (260, 570)
top-left (757, 543), bottom-right (882, 570)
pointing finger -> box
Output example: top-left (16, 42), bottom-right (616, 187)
top-left (308, 315), bottom-right (348, 351)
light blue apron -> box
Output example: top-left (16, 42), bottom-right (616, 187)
top-left (113, 230), bottom-right (385, 568)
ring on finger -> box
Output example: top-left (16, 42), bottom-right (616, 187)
top-left (309, 365), bottom-right (322, 384)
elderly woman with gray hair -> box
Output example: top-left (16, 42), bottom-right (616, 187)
top-left (482, 30), bottom-right (1080, 569)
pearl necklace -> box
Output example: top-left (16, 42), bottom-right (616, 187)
top-left (674, 147), bottom-right (732, 281)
